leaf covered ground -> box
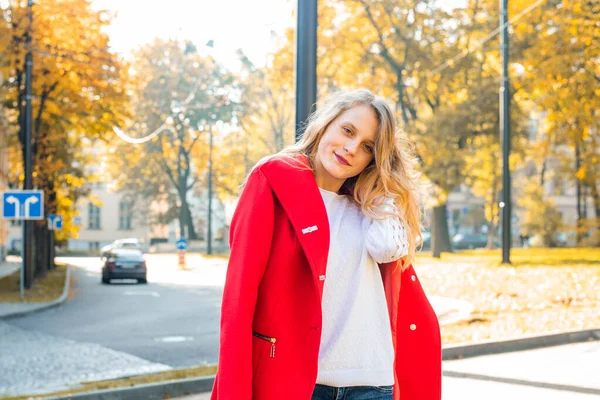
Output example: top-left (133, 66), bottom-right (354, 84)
top-left (415, 248), bottom-right (600, 344)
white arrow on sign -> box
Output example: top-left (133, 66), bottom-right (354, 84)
top-left (24, 196), bottom-right (39, 218)
top-left (6, 196), bottom-right (19, 217)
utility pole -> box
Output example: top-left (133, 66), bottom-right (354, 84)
top-left (500, 0), bottom-right (512, 264)
top-left (206, 124), bottom-right (213, 255)
top-left (23, 0), bottom-right (35, 288)
top-left (295, 0), bottom-right (318, 142)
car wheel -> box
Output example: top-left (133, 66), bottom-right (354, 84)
top-left (138, 278), bottom-right (147, 284)
top-left (102, 275), bottom-right (110, 284)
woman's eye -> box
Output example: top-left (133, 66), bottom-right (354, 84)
top-left (343, 127), bottom-right (352, 135)
top-left (364, 144), bottom-right (373, 153)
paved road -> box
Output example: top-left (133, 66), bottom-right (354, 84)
top-left (7, 255), bottom-right (227, 368)
top-left (176, 341), bottom-right (600, 399)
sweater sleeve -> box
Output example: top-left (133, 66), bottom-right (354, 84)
top-left (366, 196), bottom-right (409, 263)
top-left (212, 168), bottom-right (274, 400)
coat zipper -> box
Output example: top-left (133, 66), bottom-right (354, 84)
top-left (253, 331), bottom-right (277, 358)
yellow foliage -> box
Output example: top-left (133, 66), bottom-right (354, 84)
top-left (2, 0), bottom-right (130, 240)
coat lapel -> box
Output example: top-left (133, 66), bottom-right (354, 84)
top-left (260, 155), bottom-right (330, 299)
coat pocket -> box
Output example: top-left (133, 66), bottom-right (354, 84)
top-left (252, 331), bottom-right (277, 358)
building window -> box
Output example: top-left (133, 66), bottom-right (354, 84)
top-left (88, 203), bottom-right (101, 229)
top-left (553, 177), bottom-right (566, 196)
top-left (119, 201), bottom-right (133, 230)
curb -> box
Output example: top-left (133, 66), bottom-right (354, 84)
top-left (442, 327), bottom-right (600, 360)
top-left (43, 376), bottom-right (214, 400)
top-left (42, 327), bottom-right (600, 400)
top-left (0, 264), bottom-right (71, 320)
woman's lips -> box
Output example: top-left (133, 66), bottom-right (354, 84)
top-left (334, 153), bottom-right (351, 166)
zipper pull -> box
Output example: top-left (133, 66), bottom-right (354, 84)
top-left (270, 338), bottom-right (276, 358)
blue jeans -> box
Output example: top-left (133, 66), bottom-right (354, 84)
top-left (311, 384), bottom-right (393, 400)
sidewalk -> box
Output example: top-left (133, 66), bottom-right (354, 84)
top-left (173, 340), bottom-right (600, 400)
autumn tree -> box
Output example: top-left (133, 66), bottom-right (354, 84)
top-left (1, 0), bottom-right (129, 281)
top-left (515, 0), bottom-right (599, 244)
top-left (317, 0), bottom-right (524, 256)
top-left (109, 39), bottom-right (236, 240)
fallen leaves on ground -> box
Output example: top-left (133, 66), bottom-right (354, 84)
top-left (0, 263), bottom-right (67, 303)
top-left (415, 248), bottom-right (600, 345)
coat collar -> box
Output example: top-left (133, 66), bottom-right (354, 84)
top-left (259, 155), bottom-right (330, 297)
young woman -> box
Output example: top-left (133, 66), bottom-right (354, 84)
top-left (211, 89), bottom-right (441, 400)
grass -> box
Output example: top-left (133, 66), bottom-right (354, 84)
top-left (1, 365), bottom-right (217, 400)
top-left (0, 262), bottom-right (68, 303)
top-left (415, 247), bottom-right (600, 344)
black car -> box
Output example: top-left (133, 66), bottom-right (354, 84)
top-left (101, 248), bottom-right (147, 284)
top-left (100, 238), bottom-right (143, 258)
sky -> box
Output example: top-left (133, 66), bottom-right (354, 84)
top-left (91, 0), bottom-right (296, 72)
top-left (91, 0), bottom-right (467, 73)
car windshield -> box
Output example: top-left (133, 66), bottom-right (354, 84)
top-left (110, 250), bottom-right (143, 261)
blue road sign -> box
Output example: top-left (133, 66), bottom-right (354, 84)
top-left (48, 214), bottom-right (63, 231)
top-left (176, 238), bottom-right (188, 251)
top-left (2, 190), bottom-right (44, 220)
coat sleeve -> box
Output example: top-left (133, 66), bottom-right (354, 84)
top-left (366, 197), bottom-right (409, 263)
top-left (212, 168), bottom-right (274, 400)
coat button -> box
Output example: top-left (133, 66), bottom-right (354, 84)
top-left (410, 324), bottom-right (417, 331)
top-left (411, 275), bottom-right (416, 281)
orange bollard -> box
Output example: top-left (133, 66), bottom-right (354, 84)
top-left (178, 250), bottom-right (186, 269)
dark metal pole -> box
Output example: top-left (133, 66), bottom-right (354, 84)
top-left (295, 0), bottom-right (318, 142)
top-left (23, 0), bottom-right (35, 288)
top-left (207, 124), bottom-right (213, 255)
top-left (500, 0), bottom-right (511, 264)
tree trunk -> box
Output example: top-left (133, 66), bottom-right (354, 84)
top-left (431, 204), bottom-right (453, 258)
top-left (590, 181), bottom-right (600, 244)
top-left (540, 157), bottom-right (547, 187)
top-left (591, 181), bottom-right (600, 223)
top-left (33, 222), bottom-right (47, 279)
top-left (486, 222), bottom-right (496, 249)
top-left (178, 207), bottom-right (186, 239)
top-left (184, 200), bottom-right (197, 240)
top-left (177, 186), bottom-right (197, 240)
top-left (575, 142), bottom-right (583, 245)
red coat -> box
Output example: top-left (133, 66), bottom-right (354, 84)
top-left (211, 156), bottom-right (441, 400)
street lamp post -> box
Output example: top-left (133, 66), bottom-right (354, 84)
top-left (23, 0), bottom-right (35, 288)
top-left (295, 0), bottom-right (318, 141)
top-left (500, 0), bottom-right (512, 264)
top-left (207, 123), bottom-right (213, 255)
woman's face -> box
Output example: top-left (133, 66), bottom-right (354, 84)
top-left (314, 104), bottom-right (379, 192)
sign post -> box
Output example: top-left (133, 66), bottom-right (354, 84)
top-left (2, 190), bottom-right (44, 299)
top-left (176, 238), bottom-right (188, 270)
top-left (47, 214), bottom-right (62, 270)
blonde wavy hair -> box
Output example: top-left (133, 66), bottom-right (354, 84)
top-left (258, 89), bottom-right (423, 267)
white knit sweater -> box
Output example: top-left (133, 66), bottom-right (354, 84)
top-left (316, 188), bottom-right (409, 387)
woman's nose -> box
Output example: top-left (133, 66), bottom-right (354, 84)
top-left (343, 139), bottom-right (360, 154)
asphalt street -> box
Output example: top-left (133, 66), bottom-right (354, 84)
top-left (6, 255), bottom-right (227, 368)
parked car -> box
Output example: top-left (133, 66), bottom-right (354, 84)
top-left (528, 233), bottom-right (568, 248)
top-left (101, 248), bottom-right (147, 284)
top-left (100, 238), bottom-right (143, 258)
top-left (420, 231), bottom-right (431, 250)
top-left (452, 233), bottom-right (493, 250)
